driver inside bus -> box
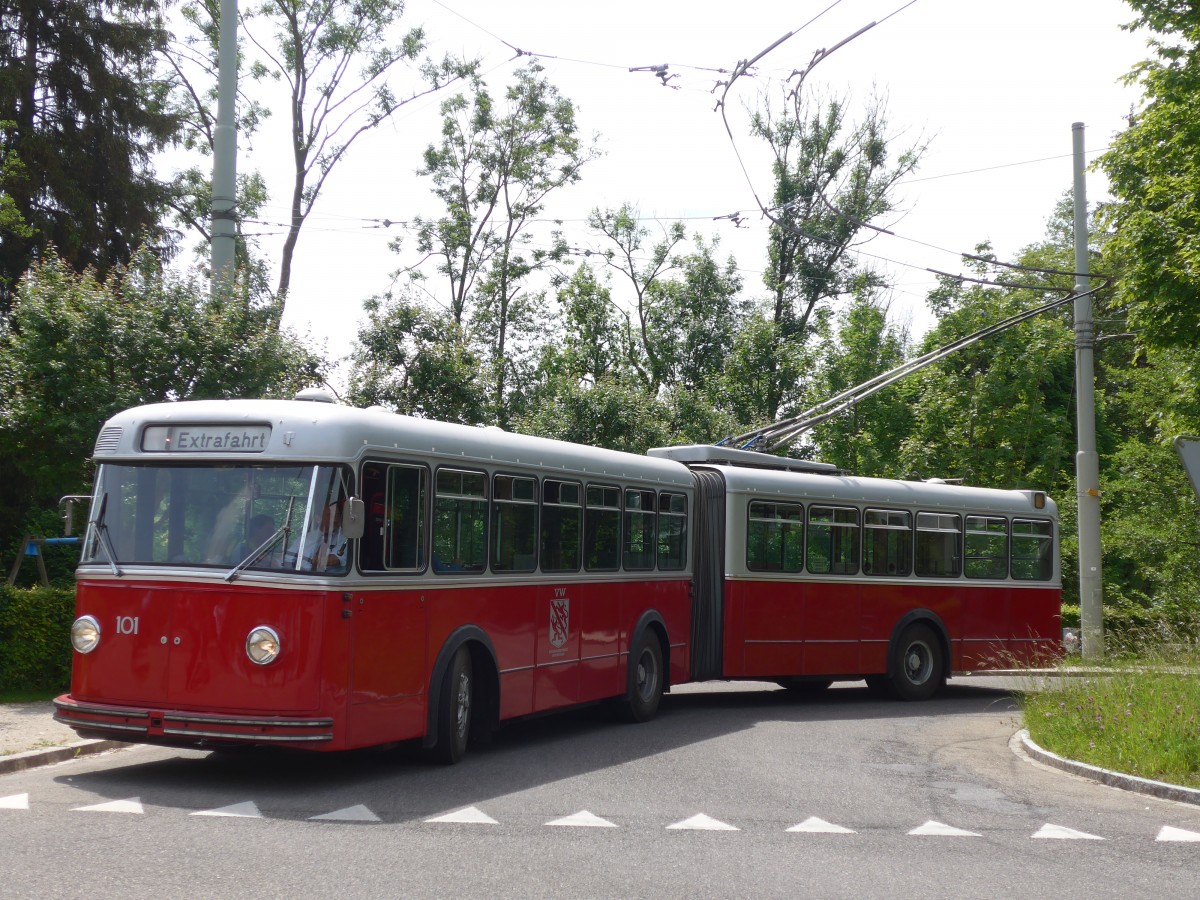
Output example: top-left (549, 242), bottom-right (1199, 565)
top-left (234, 513), bottom-right (280, 567)
top-left (301, 499), bottom-right (348, 572)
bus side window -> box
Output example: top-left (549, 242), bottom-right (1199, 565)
top-left (542, 480), bottom-right (582, 572)
top-left (747, 500), bottom-right (803, 573)
top-left (623, 488), bottom-right (657, 570)
top-left (1011, 518), bottom-right (1053, 581)
top-left (657, 491), bottom-right (688, 571)
top-left (359, 463), bottom-right (387, 571)
top-left (585, 484), bottom-right (621, 571)
top-left (386, 465), bottom-right (427, 570)
top-left (806, 505), bottom-right (859, 575)
top-left (433, 468), bottom-right (487, 573)
top-left (915, 512), bottom-right (962, 578)
top-left (492, 474), bottom-right (537, 572)
top-left (965, 515), bottom-right (1007, 579)
top-left (862, 508), bottom-right (911, 576)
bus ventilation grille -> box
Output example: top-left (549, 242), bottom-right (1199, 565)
top-left (93, 427), bottom-right (123, 454)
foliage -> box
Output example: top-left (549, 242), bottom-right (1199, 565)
top-left (0, 585), bottom-right (75, 693)
top-left (1099, 0), bottom-right (1200, 351)
top-left (1022, 653), bottom-right (1200, 789)
top-left (0, 0), bottom-right (180, 310)
top-left (748, 88), bottom-right (924, 422)
top-left (0, 248), bottom-right (327, 555)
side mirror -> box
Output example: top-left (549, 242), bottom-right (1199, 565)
top-left (342, 497), bottom-right (366, 540)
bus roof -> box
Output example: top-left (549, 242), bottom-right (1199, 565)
top-left (709, 464), bottom-right (1057, 519)
top-left (92, 399), bottom-right (695, 488)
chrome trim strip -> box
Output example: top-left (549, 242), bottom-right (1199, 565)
top-left (499, 665), bottom-right (536, 675)
top-left (162, 728), bottom-right (332, 742)
top-left (166, 713), bottom-right (334, 728)
top-left (53, 699), bottom-right (149, 719)
top-left (54, 714), bottom-right (148, 734)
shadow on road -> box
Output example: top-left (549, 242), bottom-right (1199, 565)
top-left (55, 679), bottom-right (1022, 821)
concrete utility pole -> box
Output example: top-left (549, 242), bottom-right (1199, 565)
top-left (210, 0), bottom-right (238, 291)
top-left (1072, 122), bottom-right (1104, 659)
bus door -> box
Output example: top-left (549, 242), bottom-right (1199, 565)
top-left (348, 462), bottom-right (429, 742)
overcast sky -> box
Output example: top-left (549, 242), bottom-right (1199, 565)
top-left (203, 0), bottom-right (1149, 384)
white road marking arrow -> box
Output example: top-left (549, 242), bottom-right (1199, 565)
top-left (1157, 825), bottom-right (1200, 842)
top-left (787, 816), bottom-right (856, 834)
top-left (309, 804), bottom-right (381, 822)
top-left (546, 810), bottom-right (618, 828)
top-left (74, 797), bottom-right (144, 814)
top-left (0, 793), bottom-right (29, 810)
top-left (667, 813), bottom-right (739, 831)
top-left (908, 820), bottom-right (980, 837)
top-left (425, 806), bottom-right (498, 825)
top-left (191, 801), bottom-right (262, 818)
top-left (1032, 823), bottom-right (1104, 840)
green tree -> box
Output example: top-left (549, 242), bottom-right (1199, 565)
top-left (347, 290), bottom-right (487, 423)
top-left (750, 89), bottom-right (924, 423)
top-left (0, 0), bottom-right (180, 310)
top-left (1099, 0), bottom-right (1200, 351)
top-left (0, 248), bottom-right (326, 555)
top-left (810, 285), bottom-right (912, 476)
top-left (409, 61), bottom-right (595, 425)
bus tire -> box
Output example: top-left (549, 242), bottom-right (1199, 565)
top-left (889, 623), bottom-right (944, 701)
top-left (620, 630), bottom-right (664, 723)
top-left (432, 646), bottom-right (473, 764)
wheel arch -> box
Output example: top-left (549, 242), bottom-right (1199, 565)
top-left (630, 609), bottom-right (671, 689)
top-left (423, 625), bottom-right (500, 749)
top-left (886, 609), bottom-right (952, 681)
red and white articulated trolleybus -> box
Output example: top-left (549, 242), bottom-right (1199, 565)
top-left (55, 393), bottom-right (1061, 762)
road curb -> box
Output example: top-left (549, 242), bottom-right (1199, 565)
top-left (1016, 728), bottom-right (1200, 807)
top-left (0, 740), bottom-right (129, 776)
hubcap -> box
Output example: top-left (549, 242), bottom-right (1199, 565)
top-left (636, 649), bottom-right (657, 701)
top-left (904, 641), bottom-right (932, 684)
top-left (455, 671), bottom-right (470, 738)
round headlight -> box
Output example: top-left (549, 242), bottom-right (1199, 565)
top-left (71, 615), bottom-right (101, 654)
top-left (246, 626), bottom-right (281, 665)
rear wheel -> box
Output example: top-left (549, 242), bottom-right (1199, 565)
top-left (620, 631), bottom-right (664, 723)
top-left (889, 623), bottom-right (944, 701)
top-left (432, 646), bottom-right (473, 764)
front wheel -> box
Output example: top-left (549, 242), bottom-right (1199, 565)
top-left (431, 646), bottom-right (473, 764)
top-left (620, 631), bottom-right (664, 723)
top-left (889, 623), bottom-right (945, 701)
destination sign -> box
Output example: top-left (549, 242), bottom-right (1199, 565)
top-left (141, 424), bottom-right (272, 453)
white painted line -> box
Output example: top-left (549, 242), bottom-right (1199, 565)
top-left (908, 820), bottom-right (981, 837)
top-left (73, 797), bottom-right (144, 814)
top-left (191, 801), bottom-right (263, 818)
top-left (0, 793), bottom-right (29, 810)
top-left (787, 816), bottom-right (856, 834)
top-left (1157, 825), bottom-right (1200, 842)
top-left (667, 813), bottom-right (739, 831)
top-left (1032, 823), bottom-right (1104, 840)
top-left (546, 810), bottom-right (618, 828)
top-left (425, 806), bottom-right (498, 825)
top-left (309, 804), bottom-right (381, 822)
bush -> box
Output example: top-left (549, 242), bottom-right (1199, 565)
top-left (0, 585), bottom-right (76, 692)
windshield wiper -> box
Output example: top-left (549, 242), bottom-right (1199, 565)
top-left (225, 496), bottom-right (296, 583)
top-left (89, 494), bottom-right (123, 577)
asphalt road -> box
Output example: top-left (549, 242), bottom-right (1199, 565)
top-left (3, 679), bottom-right (1199, 899)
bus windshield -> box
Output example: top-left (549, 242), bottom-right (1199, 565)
top-left (81, 463), bottom-right (353, 574)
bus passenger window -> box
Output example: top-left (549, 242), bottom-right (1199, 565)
top-left (492, 474), bottom-right (537, 572)
top-left (359, 463), bottom-right (387, 571)
top-left (863, 509), bottom-right (911, 576)
top-left (657, 492), bottom-right (688, 571)
top-left (433, 469), bottom-right (487, 573)
top-left (1011, 519), bottom-right (1053, 581)
top-left (806, 505), bottom-right (859, 575)
top-left (915, 512), bottom-right (962, 578)
top-left (541, 480), bottom-right (582, 572)
top-left (965, 515), bottom-right (1007, 579)
top-left (585, 484), bottom-right (621, 571)
top-left (386, 465), bottom-right (427, 570)
top-left (623, 489), bottom-right (656, 570)
top-left (747, 501), bottom-right (803, 572)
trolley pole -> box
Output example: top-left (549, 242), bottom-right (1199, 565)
top-left (210, 0), bottom-right (238, 293)
top-left (1072, 122), bottom-right (1104, 659)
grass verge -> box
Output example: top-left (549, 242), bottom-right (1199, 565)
top-left (1020, 651), bottom-right (1200, 790)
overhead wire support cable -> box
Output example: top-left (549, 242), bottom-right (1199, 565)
top-left (727, 274), bottom-right (1113, 453)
